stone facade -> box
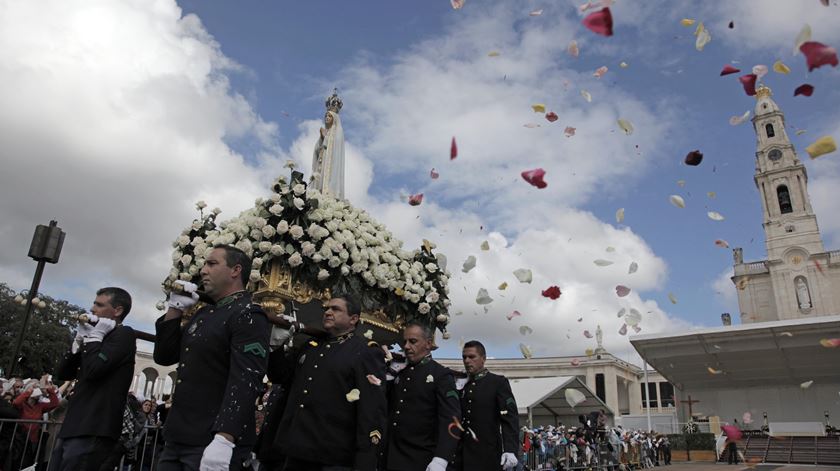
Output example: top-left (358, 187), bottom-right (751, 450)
top-left (732, 86), bottom-right (840, 323)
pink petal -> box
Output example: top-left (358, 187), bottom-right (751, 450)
top-left (583, 330), bottom-right (593, 338)
top-left (545, 112), bottom-right (559, 122)
top-left (506, 310), bottom-right (522, 321)
top-left (430, 168), bottom-right (440, 179)
top-left (564, 126), bottom-right (577, 137)
top-left (450, 137), bottom-right (458, 160)
top-left (615, 285), bottom-right (631, 297)
top-left (408, 193), bottom-right (423, 206)
top-left (739, 74), bottom-right (757, 96)
top-left (794, 84), bottom-right (814, 97)
top-left (541, 285), bottom-right (562, 299)
top-left (582, 7), bottom-right (613, 37)
top-left (619, 324), bottom-right (627, 336)
top-left (593, 65), bottom-right (608, 78)
top-left (800, 41), bottom-right (839, 71)
top-left (521, 168), bottom-right (548, 189)
top-left (719, 64), bottom-right (741, 76)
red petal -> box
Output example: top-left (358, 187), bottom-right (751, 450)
top-left (738, 74), bottom-right (757, 96)
top-left (450, 137), bottom-right (458, 160)
top-left (408, 193), bottom-right (423, 206)
top-left (541, 285), bottom-right (561, 299)
top-left (684, 150), bottom-right (703, 166)
top-left (545, 111), bottom-right (559, 122)
top-left (719, 64), bottom-right (741, 76)
top-left (794, 83), bottom-right (815, 97)
top-left (615, 285), bottom-right (631, 297)
top-left (800, 41), bottom-right (839, 72)
top-left (521, 168), bottom-right (547, 189)
top-left (430, 168), bottom-right (440, 179)
top-left (582, 7), bottom-right (613, 37)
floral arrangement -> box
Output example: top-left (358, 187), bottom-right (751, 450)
top-left (161, 171), bottom-right (452, 335)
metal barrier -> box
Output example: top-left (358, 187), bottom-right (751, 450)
top-left (523, 440), bottom-right (670, 470)
top-left (0, 418), bottom-right (162, 471)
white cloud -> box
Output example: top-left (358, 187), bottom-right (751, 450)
top-left (712, 266), bottom-right (738, 316)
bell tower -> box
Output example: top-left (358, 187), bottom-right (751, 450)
top-left (752, 86), bottom-right (824, 261)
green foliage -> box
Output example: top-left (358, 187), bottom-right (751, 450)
top-left (667, 433), bottom-right (716, 450)
top-left (0, 283), bottom-right (83, 378)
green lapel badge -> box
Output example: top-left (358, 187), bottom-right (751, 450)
top-left (243, 342), bottom-right (267, 358)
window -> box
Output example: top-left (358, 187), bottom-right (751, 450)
top-left (660, 383), bottom-right (675, 407)
top-left (640, 382), bottom-right (658, 408)
top-left (766, 123), bottom-right (775, 138)
top-left (777, 185), bottom-right (792, 214)
top-left (596, 373), bottom-right (606, 402)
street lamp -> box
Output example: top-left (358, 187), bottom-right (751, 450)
top-left (6, 220), bottom-right (66, 377)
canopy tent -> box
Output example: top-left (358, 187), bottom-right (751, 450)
top-left (509, 376), bottom-right (614, 427)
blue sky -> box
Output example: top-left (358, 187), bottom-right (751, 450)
top-left (1, 0), bottom-right (839, 361)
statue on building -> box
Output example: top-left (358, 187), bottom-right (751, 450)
top-left (595, 324), bottom-right (604, 353)
top-left (795, 277), bottom-right (812, 310)
top-left (310, 89), bottom-right (345, 199)
top-left (733, 248), bottom-right (743, 265)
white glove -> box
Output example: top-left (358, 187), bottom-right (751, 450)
top-left (501, 452), bottom-right (518, 469)
top-left (82, 318), bottom-right (116, 344)
top-left (269, 324), bottom-right (293, 350)
top-left (168, 280), bottom-right (199, 312)
top-left (199, 434), bottom-right (234, 471)
top-left (425, 457), bottom-right (448, 471)
top-left (71, 323), bottom-right (94, 352)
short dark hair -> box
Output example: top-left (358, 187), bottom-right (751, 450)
top-left (332, 293), bottom-right (361, 317)
top-left (405, 321), bottom-right (434, 340)
top-left (213, 245), bottom-right (251, 287)
top-left (96, 287), bottom-right (132, 319)
top-left (463, 340), bottom-right (486, 357)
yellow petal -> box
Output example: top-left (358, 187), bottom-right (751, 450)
top-left (617, 118), bottom-right (634, 135)
top-left (773, 60), bottom-right (791, 74)
top-left (487, 51), bottom-right (501, 57)
top-left (707, 367), bottom-right (723, 375)
top-left (681, 18), bottom-right (696, 27)
top-left (805, 135), bottom-right (837, 159)
top-left (346, 388), bottom-right (361, 402)
top-left (616, 207), bottom-right (625, 223)
top-left (531, 103), bottom-right (546, 113)
top-left (619, 61), bottom-right (629, 68)
top-left (498, 282), bottom-right (508, 290)
top-left (707, 191), bottom-right (716, 198)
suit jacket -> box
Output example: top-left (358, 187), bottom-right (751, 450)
top-left (384, 355), bottom-right (461, 471)
top-left (268, 331), bottom-right (387, 470)
top-left (56, 324), bottom-right (136, 439)
top-left (457, 370), bottom-right (519, 471)
top-left (154, 291), bottom-right (270, 447)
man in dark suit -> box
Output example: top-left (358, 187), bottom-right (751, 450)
top-left (154, 245), bottom-right (270, 471)
top-left (383, 322), bottom-right (460, 471)
top-left (266, 294), bottom-right (387, 471)
top-left (54, 286), bottom-right (136, 471)
top-left (456, 340), bottom-right (519, 471)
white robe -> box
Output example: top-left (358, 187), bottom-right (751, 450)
top-left (311, 110), bottom-right (345, 199)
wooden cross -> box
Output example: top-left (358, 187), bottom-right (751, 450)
top-left (676, 395), bottom-right (701, 419)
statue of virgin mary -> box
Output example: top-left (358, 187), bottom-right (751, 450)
top-left (310, 89), bottom-right (345, 199)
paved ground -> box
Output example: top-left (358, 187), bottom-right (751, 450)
top-left (660, 463), bottom-right (840, 471)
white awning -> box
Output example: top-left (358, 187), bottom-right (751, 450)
top-left (509, 376), bottom-right (613, 423)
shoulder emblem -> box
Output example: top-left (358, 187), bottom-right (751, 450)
top-left (243, 342), bottom-right (267, 358)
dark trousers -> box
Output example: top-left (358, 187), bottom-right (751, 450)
top-left (726, 442), bottom-right (739, 464)
top-left (283, 456), bottom-right (352, 471)
top-left (157, 441), bottom-right (250, 471)
top-left (53, 436), bottom-right (116, 471)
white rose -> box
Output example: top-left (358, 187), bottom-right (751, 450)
top-left (191, 220), bottom-right (202, 231)
top-left (301, 241), bottom-right (316, 257)
top-left (313, 254), bottom-right (324, 263)
top-left (177, 235), bottom-right (190, 248)
top-left (269, 204), bottom-right (284, 215)
top-left (156, 301), bottom-right (166, 311)
top-left (250, 229), bottom-right (263, 241)
top-left (341, 266), bottom-right (350, 275)
top-left (249, 270), bottom-right (262, 282)
top-left (270, 193), bottom-right (281, 203)
top-left (180, 255), bottom-right (192, 266)
top-left (289, 225), bottom-right (304, 239)
top-left (172, 250), bottom-right (183, 261)
top-left (258, 241), bottom-right (272, 253)
top-left (329, 256), bottom-right (341, 268)
top-left (293, 197), bottom-right (305, 210)
top-left (288, 252), bottom-right (303, 267)
top-left (317, 269), bottom-right (330, 281)
top-left (410, 294), bottom-right (421, 303)
top-left (191, 236), bottom-right (204, 247)
top-left (253, 217), bottom-right (267, 229)
top-left (188, 265), bottom-right (199, 276)
top-left (262, 225), bottom-right (276, 238)
top-left (425, 263), bottom-right (437, 273)
top-left (270, 244), bottom-right (284, 256)
top-left (276, 220), bottom-right (289, 234)
top-left (293, 183), bottom-right (306, 195)
top-left (195, 200), bottom-right (207, 210)
top-left (252, 257), bottom-right (264, 269)
top-left (425, 292), bottom-right (440, 303)
top-left (418, 303), bottom-right (431, 314)
top-left (179, 272), bottom-right (192, 281)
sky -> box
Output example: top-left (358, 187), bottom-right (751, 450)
top-left (1, 0), bottom-right (839, 363)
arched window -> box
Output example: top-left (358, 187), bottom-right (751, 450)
top-left (765, 123), bottom-right (775, 138)
top-left (777, 185), bottom-right (792, 214)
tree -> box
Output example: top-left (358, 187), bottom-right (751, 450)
top-left (0, 283), bottom-right (84, 378)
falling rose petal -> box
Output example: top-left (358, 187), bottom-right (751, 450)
top-left (752, 64), bottom-right (768, 79)
top-left (625, 308), bottom-right (642, 326)
top-left (346, 388), bottom-right (361, 402)
top-left (426, 375), bottom-right (434, 383)
top-left (728, 20), bottom-right (734, 29)
top-left (707, 367), bottom-right (723, 375)
top-left (430, 168), bottom-right (439, 179)
top-left (619, 324), bottom-right (628, 336)
top-left (545, 111), bottom-right (559, 122)
top-left (530, 9), bottom-right (543, 16)
top-left (585, 348), bottom-right (595, 356)
top-left (684, 150), bottom-right (704, 166)
top-left (616, 207), bottom-right (625, 223)
top-left (519, 325), bottom-right (533, 335)
top-left (582, 7), bottom-right (613, 37)
top-left (462, 255), bottom-right (477, 273)
top-left (514, 268), bottom-right (533, 283)
top-left (720, 64), bottom-right (741, 76)
top-left (480, 240), bottom-right (490, 251)
top-left (568, 40), bottom-right (580, 58)
top-left (594, 259), bottom-right (614, 267)
top-left (565, 388), bottom-right (587, 408)
top-left (577, 317), bottom-right (583, 322)
top-left (793, 24), bottom-right (812, 55)
top-left (605, 246), bottom-right (616, 253)
top-left (519, 343), bottom-right (533, 359)
top-left (620, 61), bottom-right (629, 68)
top-left (668, 292), bottom-right (678, 304)
top-left (487, 51), bottom-right (501, 57)
top-left (580, 89), bottom-right (592, 102)
top-left (739, 74), bottom-right (758, 96)
top-left (521, 168), bottom-right (548, 188)
top-left (523, 122), bottom-right (541, 128)
top-left (743, 412), bottom-right (753, 424)
top-left (617, 118), bottom-right (634, 135)
top-left (450, 0), bottom-right (465, 10)
top-left (800, 41), bottom-right (839, 71)
top-left (450, 137), bottom-right (458, 160)
top-left (794, 84), bottom-right (814, 97)
top-left (476, 288), bottom-right (494, 305)
top-left (820, 338), bottom-right (840, 348)
top-left (680, 18), bottom-right (695, 27)
top-left (805, 135), bottom-right (837, 159)
top-left (408, 193), bottom-right (424, 206)
top-left (615, 285), bottom-right (631, 297)
top-left (676, 179), bottom-right (686, 187)
top-left (628, 262), bottom-right (638, 274)
top-left (564, 126), bottom-right (577, 137)
top-left (715, 239), bottom-right (730, 248)
top-left (366, 374), bottom-right (382, 386)
top-left (670, 195), bottom-right (686, 208)
top-left (542, 285), bottom-right (562, 300)
top-left (532, 103), bottom-right (546, 113)
top-left (773, 60), bottom-right (791, 74)
top-left (571, 358), bottom-right (581, 366)
top-left (593, 65), bottom-right (609, 78)
top-left (801, 380), bottom-right (814, 389)
top-left (779, 331), bottom-right (794, 337)
top-left (708, 191), bottom-right (717, 198)
top-left (729, 110), bottom-right (751, 126)
top-left (695, 23), bottom-right (712, 51)
top-left (708, 211), bottom-right (725, 221)
top-left (583, 330), bottom-right (593, 338)
top-left (506, 310), bottom-right (521, 321)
